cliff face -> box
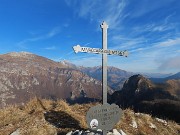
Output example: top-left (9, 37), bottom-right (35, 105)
top-left (0, 52), bottom-right (102, 108)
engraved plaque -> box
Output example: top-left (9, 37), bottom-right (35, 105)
top-left (86, 103), bottom-right (122, 131)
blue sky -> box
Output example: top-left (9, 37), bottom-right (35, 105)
top-left (0, 0), bottom-right (180, 74)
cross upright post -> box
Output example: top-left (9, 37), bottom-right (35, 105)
top-left (101, 21), bottom-right (108, 105)
top-left (101, 21), bottom-right (108, 135)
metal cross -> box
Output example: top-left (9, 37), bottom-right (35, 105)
top-left (73, 21), bottom-right (128, 134)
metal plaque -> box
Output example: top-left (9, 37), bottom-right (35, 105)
top-left (86, 103), bottom-right (123, 131)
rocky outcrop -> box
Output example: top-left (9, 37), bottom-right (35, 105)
top-left (109, 74), bottom-right (180, 123)
top-left (166, 79), bottom-right (180, 98)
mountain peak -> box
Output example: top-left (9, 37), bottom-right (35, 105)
top-left (166, 72), bottom-right (180, 80)
top-left (122, 74), bottom-right (153, 92)
top-left (59, 60), bottom-right (77, 68)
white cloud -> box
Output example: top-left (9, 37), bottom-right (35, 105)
top-left (65, 0), bottom-right (127, 29)
top-left (152, 25), bottom-right (171, 32)
top-left (130, 48), bottom-right (145, 53)
top-left (133, 22), bottom-right (175, 33)
top-left (64, 0), bottom-right (179, 74)
top-left (130, 0), bottom-right (176, 18)
top-left (165, 13), bottom-right (175, 24)
top-left (44, 46), bottom-right (56, 50)
top-left (109, 36), bottom-right (180, 73)
top-left (104, 0), bottom-right (127, 28)
top-left (155, 38), bottom-right (180, 47)
top-left (109, 35), bottom-right (148, 56)
top-left (68, 34), bottom-right (180, 73)
top-left (47, 27), bottom-right (61, 38)
top-left (71, 54), bottom-right (102, 67)
top-left (17, 26), bottom-right (61, 47)
top-left (158, 56), bottom-right (180, 72)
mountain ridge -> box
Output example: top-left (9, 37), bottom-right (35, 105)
top-left (0, 51), bottom-right (180, 109)
top-left (0, 52), bottom-right (105, 108)
top-left (150, 72), bottom-right (180, 83)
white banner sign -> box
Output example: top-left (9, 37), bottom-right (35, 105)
top-left (73, 45), bottom-right (128, 57)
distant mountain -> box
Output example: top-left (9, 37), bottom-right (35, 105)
top-left (109, 74), bottom-right (180, 123)
top-left (141, 72), bottom-right (173, 78)
top-left (150, 72), bottom-right (180, 83)
top-left (1, 51), bottom-right (179, 111)
top-left (79, 66), bottom-right (134, 90)
top-left (165, 72), bottom-right (180, 80)
top-left (60, 60), bottom-right (179, 91)
top-left (59, 60), bottom-right (77, 69)
top-left (0, 52), bottom-right (105, 108)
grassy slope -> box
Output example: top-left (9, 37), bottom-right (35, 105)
top-left (0, 98), bottom-right (180, 135)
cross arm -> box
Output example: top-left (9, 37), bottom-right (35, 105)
top-left (73, 45), bottom-right (128, 57)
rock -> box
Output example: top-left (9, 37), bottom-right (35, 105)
top-left (66, 129), bottom-right (124, 135)
top-left (113, 129), bottom-right (121, 135)
top-left (155, 118), bottom-right (168, 126)
top-left (119, 130), bottom-right (126, 135)
top-left (129, 120), bottom-right (138, 128)
top-left (72, 130), bottom-right (81, 135)
top-left (10, 129), bottom-right (20, 135)
top-left (66, 131), bottom-right (73, 135)
top-left (149, 123), bottom-right (157, 129)
top-left (96, 129), bottom-right (102, 132)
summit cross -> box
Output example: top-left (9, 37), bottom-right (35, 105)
top-left (73, 21), bottom-right (128, 135)
top-left (73, 21), bottom-right (128, 105)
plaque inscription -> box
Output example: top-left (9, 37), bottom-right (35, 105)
top-left (86, 103), bottom-right (122, 131)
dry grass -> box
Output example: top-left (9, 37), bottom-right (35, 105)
top-left (0, 98), bottom-right (180, 135)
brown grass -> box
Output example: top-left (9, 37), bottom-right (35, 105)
top-left (0, 98), bottom-right (180, 135)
